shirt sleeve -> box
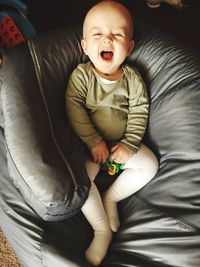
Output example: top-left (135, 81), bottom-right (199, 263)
top-left (65, 65), bottom-right (102, 149)
top-left (120, 68), bottom-right (149, 153)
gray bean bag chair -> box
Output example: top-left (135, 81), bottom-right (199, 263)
top-left (0, 21), bottom-right (200, 267)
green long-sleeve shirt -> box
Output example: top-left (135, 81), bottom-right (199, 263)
top-left (65, 62), bottom-right (149, 153)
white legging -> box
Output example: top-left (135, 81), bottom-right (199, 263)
top-left (82, 144), bottom-right (159, 266)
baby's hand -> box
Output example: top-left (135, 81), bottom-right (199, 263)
top-left (110, 143), bottom-right (133, 163)
top-left (90, 140), bottom-right (109, 164)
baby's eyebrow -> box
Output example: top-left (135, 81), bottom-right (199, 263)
top-left (83, 27), bottom-right (101, 38)
top-left (90, 27), bottom-right (101, 32)
top-left (115, 26), bottom-right (129, 34)
top-left (86, 26), bottom-right (130, 38)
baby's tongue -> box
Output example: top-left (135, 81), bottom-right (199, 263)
top-left (101, 51), bottom-right (113, 60)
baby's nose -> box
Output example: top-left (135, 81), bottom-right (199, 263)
top-left (103, 35), bottom-right (113, 43)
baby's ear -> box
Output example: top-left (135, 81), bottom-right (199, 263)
top-left (128, 40), bottom-right (135, 55)
top-left (81, 39), bottom-right (88, 55)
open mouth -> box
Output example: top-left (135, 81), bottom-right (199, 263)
top-left (100, 50), bottom-right (113, 61)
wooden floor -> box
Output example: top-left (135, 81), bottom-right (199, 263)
top-left (0, 229), bottom-right (23, 267)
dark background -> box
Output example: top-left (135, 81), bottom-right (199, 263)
top-left (23, 0), bottom-right (199, 55)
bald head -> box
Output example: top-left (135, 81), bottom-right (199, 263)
top-left (83, 1), bottom-right (133, 40)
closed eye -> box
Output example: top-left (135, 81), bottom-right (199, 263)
top-left (113, 33), bottom-right (125, 37)
top-left (93, 33), bottom-right (102, 37)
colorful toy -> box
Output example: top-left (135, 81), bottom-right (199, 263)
top-left (0, 15), bottom-right (25, 48)
top-left (0, 0), bottom-right (36, 48)
top-left (103, 157), bottom-right (125, 176)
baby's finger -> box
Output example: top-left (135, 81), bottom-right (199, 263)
top-left (111, 144), bottom-right (118, 153)
top-left (110, 151), bottom-right (118, 162)
top-left (96, 154), bottom-right (102, 164)
top-left (92, 154), bottom-right (98, 163)
top-left (102, 152), bottom-right (108, 163)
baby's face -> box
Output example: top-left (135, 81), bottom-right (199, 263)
top-left (81, 3), bottom-right (134, 76)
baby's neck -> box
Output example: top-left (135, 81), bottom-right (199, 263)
top-left (93, 67), bottom-right (123, 81)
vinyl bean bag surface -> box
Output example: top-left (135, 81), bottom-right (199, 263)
top-left (0, 21), bottom-right (200, 267)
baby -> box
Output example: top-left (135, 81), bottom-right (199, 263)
top-left (66, 1), bottom-right (158, 265)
